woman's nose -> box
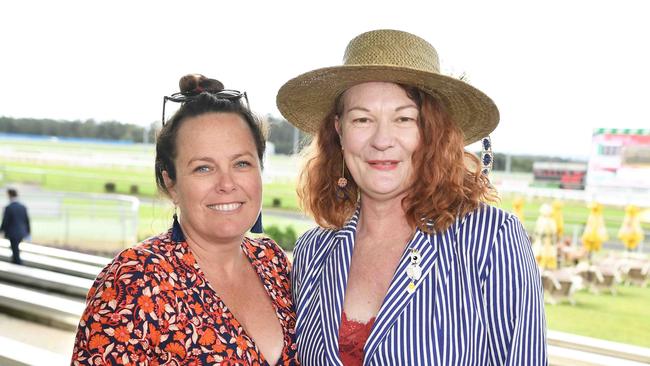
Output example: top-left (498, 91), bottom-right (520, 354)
top-left (215, 171), bottom-right (236, 193)
top-left (370, 120), bottom-right (395, 150)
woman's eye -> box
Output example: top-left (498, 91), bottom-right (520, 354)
top-left (193, 165), bottom-right (211, 173)
top-left (352, 117), bottom-right (370, 123)
top-left (397, 116), bottom-right (416, 123)
top-left (235, 160), bottom-right (252, 168)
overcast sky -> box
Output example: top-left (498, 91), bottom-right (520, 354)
top-left (1, 0), bottom-right (648, 158)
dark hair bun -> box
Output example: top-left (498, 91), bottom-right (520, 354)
top-left (179, 74), bottom-right (224, 95)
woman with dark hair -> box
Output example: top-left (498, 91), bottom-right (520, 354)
top-left (72, 74), bottom-right (298, 365)
top-left (277, 30), bottom-right (546, 365)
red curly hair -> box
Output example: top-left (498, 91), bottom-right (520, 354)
top-left (297, 85), bottom-right (497, 234)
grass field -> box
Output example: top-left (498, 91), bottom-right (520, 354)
top-left (0, 160), bottom-right (158, 196)
top-left (545, 285), bottom-right (650, 348)
top-left (262, 181), bottom-right (302, 211)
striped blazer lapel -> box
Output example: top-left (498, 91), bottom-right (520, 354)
top-left (319, 212), bottom-right (359, 365)
top-left (433, 221), bottom-right (457, 294)
top-left (363, 229), bottom-right (438, 360)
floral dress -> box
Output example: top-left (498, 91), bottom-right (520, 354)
top-left (71, 230), bottom-right (298, 365)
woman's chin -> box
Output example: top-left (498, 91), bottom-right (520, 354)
top-left (360, 186), bottom-right (408, 202)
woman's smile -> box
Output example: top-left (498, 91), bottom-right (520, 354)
top-left (207, 202), bottom-right (243, 212)
top-left (367, 160), bottom-right (400, 171)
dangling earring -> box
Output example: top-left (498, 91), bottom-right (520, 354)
top-left (480, 136), bottom-right (493, 177)
top-left (171, 206), bottom-right (185, 242)
top-left (336, 151), bottom-right (349, 200)
top-left (250, 212), bottom-right (263, 234)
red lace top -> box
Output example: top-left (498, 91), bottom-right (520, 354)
top-left (72, 230), bottom-right (298, 365)
top-left (339, 311), bottom-right (375, 366)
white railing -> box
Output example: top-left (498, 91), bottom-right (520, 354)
top-left (0, 191), bottom-right (139, 252)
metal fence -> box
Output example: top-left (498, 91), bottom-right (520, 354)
top-left (0, 188), bottom-right (139, 255)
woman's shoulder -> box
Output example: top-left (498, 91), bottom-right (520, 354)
top-left (452, 204), bottom-right (526, 258)
top-left (460, 203), bottom-right (520, 232)
top-left (295, 226), bottom-right (338, 251)
top-left (293, 226), bottom-right (339, 258)
top-left (91, 231), bottom-right (177, 289)
top-left (292, 226), bottom-right (340, 268)
top-left (111, 231), bottom-right (173, 264)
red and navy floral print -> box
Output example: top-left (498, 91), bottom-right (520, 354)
top-left (72, 230), bottom-right (298, 365)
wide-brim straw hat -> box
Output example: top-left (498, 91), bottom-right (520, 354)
top-left (276, 29), bottom-right (499, 145)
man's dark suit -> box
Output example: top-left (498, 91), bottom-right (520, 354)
top-left (1, 201), bottom-right (31, 264)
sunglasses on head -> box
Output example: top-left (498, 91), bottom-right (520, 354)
top-left (161, 89), bottom-right (250, 126)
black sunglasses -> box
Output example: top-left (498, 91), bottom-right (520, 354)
top-left (161, 89), bottom-right (250, 126)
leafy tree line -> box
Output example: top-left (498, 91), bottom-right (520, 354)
top-left (0, 116), bottom-right (157, 143)
top-left (1, 115), bottom-right (309, 153)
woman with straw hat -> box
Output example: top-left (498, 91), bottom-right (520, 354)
top-left (277, 30), bottom-right (546, 365)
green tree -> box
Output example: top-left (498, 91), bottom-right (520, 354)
top-left (267, 115), bottom-right (310, 155)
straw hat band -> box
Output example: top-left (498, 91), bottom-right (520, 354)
top-left (343, 31), bottom-right (440, 72)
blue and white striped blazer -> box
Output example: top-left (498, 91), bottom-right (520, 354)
top-left (292, 204), bottom-right (547, 365)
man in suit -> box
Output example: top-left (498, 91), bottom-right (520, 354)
top-left (1, 188), bottom-right (31, 265)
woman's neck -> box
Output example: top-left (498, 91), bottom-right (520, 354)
top-left (356, 195), bottom-right (414, 243)
top-left (182, 227), bottom-right (247, 277)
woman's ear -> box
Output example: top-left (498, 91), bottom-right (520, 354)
top-left (162, 170), bottom-right (178, 203)
top-left (334, 115), bottom-right (343, 140)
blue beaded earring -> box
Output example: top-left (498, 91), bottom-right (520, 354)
top-left (480, 136), bottom-right (493, 176)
